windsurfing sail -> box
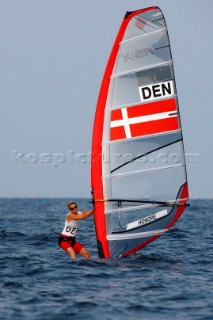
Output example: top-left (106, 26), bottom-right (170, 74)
top-left (91, 7), bottom-right (189, 258)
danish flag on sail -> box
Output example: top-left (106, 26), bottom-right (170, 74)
top-left (110, 98), bottom-right (179, 141)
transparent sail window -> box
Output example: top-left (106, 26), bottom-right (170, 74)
top-left (109, 205), bottom-right (171, 234)
top-left (107, 63), bottom-right (174, 109)
top-left (109, 141), bottom-right (185, 176)
top-left (103, 165), bottom-right (186, 202)
top-left (108, 131), bottom-right (182, 171)
top-left (113, 29), bottom-right (171, 76)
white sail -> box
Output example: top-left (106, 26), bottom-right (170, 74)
top-left (91, 7), bottom-right (189, 258)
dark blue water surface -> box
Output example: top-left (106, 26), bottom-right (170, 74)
top-left (0, 198), bottom-right (212, 320)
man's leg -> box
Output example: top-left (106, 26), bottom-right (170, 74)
top-left (66, 247), bottom-right (77, 259)
top-left (79, 247), bottom-right (91, 259)
top-left (73, 241), bottom-right (91, 259)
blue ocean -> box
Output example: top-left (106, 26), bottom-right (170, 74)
top-left (0, 198), bottom-right (212, 320)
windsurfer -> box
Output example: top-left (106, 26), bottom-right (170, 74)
top-left (58, 201), bottom-right (94, 259)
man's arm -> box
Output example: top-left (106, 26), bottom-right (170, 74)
top-left (67, 210), bottom-right (94, 221)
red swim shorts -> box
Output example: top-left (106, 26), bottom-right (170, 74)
top-left (59, 235), bottom-right (84, 254)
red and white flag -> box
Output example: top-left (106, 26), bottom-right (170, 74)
top-left (110, 98), bottom-right (179, 141)
top-left (135, 17), bottom-right (146, 30)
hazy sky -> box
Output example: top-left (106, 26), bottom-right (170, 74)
top-left (0, 0), bottom-right (212, 198)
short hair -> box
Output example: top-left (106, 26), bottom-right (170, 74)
top-left (67, 201), bottom-right (77, 210)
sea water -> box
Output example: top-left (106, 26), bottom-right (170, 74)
top-left (0, 198), bottom-right (212, 320)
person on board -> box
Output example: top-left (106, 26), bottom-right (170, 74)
top-left (58, 201), bottom-right (94, 259)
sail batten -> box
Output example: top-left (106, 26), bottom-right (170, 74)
top-left (105, 198), bottom-right (189, 214)
top-left (107, 229), bottom-right (168, 240)
top-left (120, 27), bottom-right (167, 44)
top-left (102, 128), bottom-right (182, 145)
top-left (91, 6), bottom-right (189, 258)
top-left (103, 164), bottom-right (185, 179)
top-left (111, 60), bottom-right (173, 79)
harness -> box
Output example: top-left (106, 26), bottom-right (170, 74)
top-left (58, 235), bottom-right (76, 247)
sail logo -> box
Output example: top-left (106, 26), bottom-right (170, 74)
top-left (138, 214), bottom-right (156, 226)
top-left (110, 98), bottom-right (179, 141)
top-left (121, 48), bottom-right (154, 62)
top-left (126, 209), bottom-right (168, 230)
top-left (139, 80), bottom-right (175, 103)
